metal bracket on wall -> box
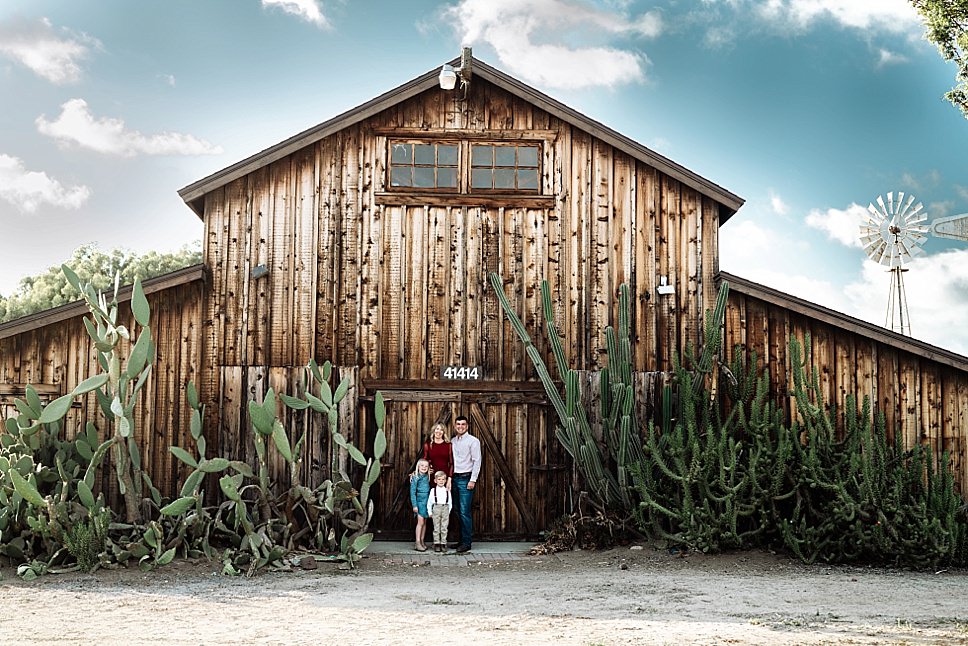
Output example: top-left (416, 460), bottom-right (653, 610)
top-left (657, 275), bottom-right (675, 295)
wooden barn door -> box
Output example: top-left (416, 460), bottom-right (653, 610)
top-left (363, 386), bottom-right (567, 539)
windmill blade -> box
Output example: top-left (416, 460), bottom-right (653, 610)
top-left (867, 202), bottom-right (884, 222)
top-left (887, 192), bottom-right (895, 216)
top-left (876, 194), bottom-right (888, 218)
top-left (865, 239), bottom-right (889, 264)
top-left (907, 216), bottom-right (928, 230)
top-left (896, 193), bottom-right (916, 220)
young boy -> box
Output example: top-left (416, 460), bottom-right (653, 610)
top-left (426, 470), bottom-right (452, 553)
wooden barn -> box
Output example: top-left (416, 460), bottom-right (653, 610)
top-left (2, 53), bottom-right (967, 538)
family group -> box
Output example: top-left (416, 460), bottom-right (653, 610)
top-left (408, 415), bottom-right (481, 553)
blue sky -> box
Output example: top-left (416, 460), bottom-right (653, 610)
top-left (1, 0), bottom-right (967, 353)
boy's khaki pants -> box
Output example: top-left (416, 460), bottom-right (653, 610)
top-left (431, 503), bottom-right (449, 544)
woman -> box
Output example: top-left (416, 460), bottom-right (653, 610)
top-left (421, 423), bottom-right (453, 490)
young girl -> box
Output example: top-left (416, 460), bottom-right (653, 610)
top-left (409, 459), bottom-right (432, 551)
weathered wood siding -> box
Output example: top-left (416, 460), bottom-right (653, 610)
top-left (724, 283), bottom-right (968, 494)
top-left (199, 81), bottom-right (716, 387)
top-left (196, 79), bottom-right (722, 535)
top-left (0, 276), bottom-right (204, 502)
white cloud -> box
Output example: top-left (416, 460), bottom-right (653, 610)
top-left (261, 0), bottom-right (329, 28)
top-left (754, 0), bottom-right (920, 32)
top-left (36, 99), bottom-right (223, 157)
top-left (704, 25), bottom-right (736, 48)
top-left (844, 252), bottom-right (968, 355)
top-left (442, 0), bottom-right (662, 89)
top-left (0, 154), bottom-right (90, 213)
top-left (899, 172), bottom-right (920, 191)
top-left (160, 73), bottom-right (177, 87)
top-left (769, 190), bottom-right (789, 215)
top-left (698, 0), bottom-right (922, 48)
top-left (648, 136), bottom-right (672, 155)
top-left (719, 218), bottom-right (812, 279)
top-left (805, 203), bottom-right (865, 248)
top-left (0, 17), bottom-right (99, 84)
top-left (876, 48), bottom-right (908, 68)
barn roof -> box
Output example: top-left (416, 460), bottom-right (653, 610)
top-left (720, 271), bottom-right (968, 372)
top-left (178, 56), bottom-right (744, 220)
top-left (0, 264), bottom-right (206, 340)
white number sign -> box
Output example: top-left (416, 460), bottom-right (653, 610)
top-left (441, 365), bottom-right (482, 380)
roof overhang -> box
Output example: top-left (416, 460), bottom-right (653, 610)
top-left (179, 56), bottom-right (744, 221)
top-left (720, 271), bottom-right (968, 372)
top-left (0, 264), bottom-right (206, 341)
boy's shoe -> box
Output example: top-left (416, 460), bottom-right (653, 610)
top-left (434, 544), bottom-right (442, 553)
top-left (455, 544), bottom-right (471, 553)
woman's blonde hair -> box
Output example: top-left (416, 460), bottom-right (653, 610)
top-left (413, 458), bottom-right (430, 477)
top-left (429, 423), bottom-right (450, 443)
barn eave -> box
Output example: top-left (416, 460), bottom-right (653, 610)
top-left (719, 271), bottom-right (968, 372)
top-left (0, 264), bottom-right (207, 340)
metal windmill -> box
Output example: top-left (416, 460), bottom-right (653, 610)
top-left (859, 192), bottom-right (928, 336)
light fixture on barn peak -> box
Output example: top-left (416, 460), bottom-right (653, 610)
top-left (438, 46), bottom-right (472, 99)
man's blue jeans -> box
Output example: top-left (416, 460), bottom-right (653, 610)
top-left (452, 472), bottom-right (474, 546)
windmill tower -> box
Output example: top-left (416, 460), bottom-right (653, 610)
top-left (859, 192), bottom-right (928, 336)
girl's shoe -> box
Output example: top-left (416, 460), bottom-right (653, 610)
top-left (415, 543), bottom-right (428, 552)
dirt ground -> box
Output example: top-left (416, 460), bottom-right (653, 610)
top-left (0, 546), bottom-right (966, 645)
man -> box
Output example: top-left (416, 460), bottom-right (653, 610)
top-left (449, 414), bottom-right (481, 553)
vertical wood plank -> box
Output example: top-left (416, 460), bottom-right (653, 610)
top-left (877, 345), bottom-right (900, 442)
top-left (269, 159), bottom-right (293, 366)
top-left (634, 164), bottom-right (659, 371)
top-left (680, 188), bottom-right (700, 352)
top-left (426, 206), bottom-right (450, 375)
top-left (317, 136), bottom-right (339, 362)
top-left (337, 129), bottom-right (360, 366)
top-left (568, 129), bottom-right (591, 368)
top-left (658, 175), bottom-right (680, 371)
top-left (465, 207), bottom-right (482, 367)
top-left (381, 205), bottom-right (403, 379)
top-left (898, 354), bottom-right (920, 449)
top-left (590, 139), bottom-right (612, 368)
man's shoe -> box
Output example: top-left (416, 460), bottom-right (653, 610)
top-left (455, 544), bottom-right (471, 553)
top-left (446, 542), bottom-right (459, 549)
top-left (434, 544), bottom-right (442, 553)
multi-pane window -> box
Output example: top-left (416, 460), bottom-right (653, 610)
top-left (387, 140), bottom-right (542, 194)
top-left (470, 144), bottom-right (539, 192)
top-left (389, 142), bottom-right (459, 189)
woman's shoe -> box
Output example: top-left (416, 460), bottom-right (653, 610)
top-left (415, 543), bottom-right (428, 552)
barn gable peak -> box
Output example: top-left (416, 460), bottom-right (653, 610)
top-left (178, 55), bottom-right (744, 221)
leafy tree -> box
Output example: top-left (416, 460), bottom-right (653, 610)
top-left (911, 0), bottom-right (968, 119)
top-left (0, 242), bottom-right (202, 323)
